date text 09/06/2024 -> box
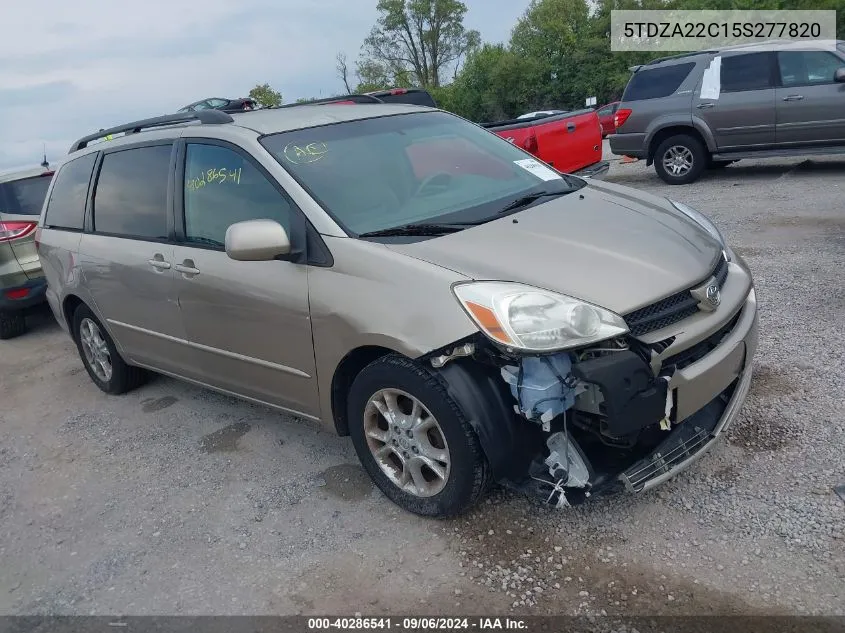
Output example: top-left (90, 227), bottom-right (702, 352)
top-left (307, 617), bottom-right (528, 630)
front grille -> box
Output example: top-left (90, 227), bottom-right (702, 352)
top-left (625, 254), bottom-right (729, 337)
top-left (664, 309), bottom-right (741, 370)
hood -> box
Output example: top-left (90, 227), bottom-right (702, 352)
top-left (386, 181), bottom-right (723, 315)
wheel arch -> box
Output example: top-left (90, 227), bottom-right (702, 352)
top-left (331, 345), bottom-right (404, 436)
top-left (646, 125), bottom-right (710, 166)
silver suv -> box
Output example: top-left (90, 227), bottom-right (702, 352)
top-left (0, 166), bottom-right (54, 339)
top-left (38, 105), bottom-right (758, 517)
top-left (610, 40), bottom-right (845, 184)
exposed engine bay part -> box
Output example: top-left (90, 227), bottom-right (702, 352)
top-left (545, 431), bottom-right (590, 488)
top-left (501, 354), bottom-right (578, 430)
top-left (429, 342), bottom-right (475, 369)
top-left (572, 351), bottom-right (670, 436)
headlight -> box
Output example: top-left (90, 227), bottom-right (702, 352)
top-left (668, 199), bottom-right (729, 256)
top-left (452, 281), bottom-right (629, 351)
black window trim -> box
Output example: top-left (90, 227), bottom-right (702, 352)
top-left (174, 137), bottom-right (332, 267)
top-left (718, 51), bottom-right (778, 94)
top-left (42, 151), bottom-right (99, 233)
top-left (87, 139), bottom-right (177, 244)
top-left (775, 49), bottom-right (845, 88)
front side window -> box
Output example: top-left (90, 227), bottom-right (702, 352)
top-left (720, 53), bottom-right (773, 92)
top-left (779, 51), bottom-right (844, 86)
top-left (1, 174), bottom-right (53, 215)
top-left (43, 153), bottom-right (97, 230)
top-left (182, 143), bottom-right (292, 248)
top-left (92, 145), bottom-right (171, 239)
top-left (206, 98), bottom-right (229, 108)
top-left (260, 111), bottom-right (583, 235)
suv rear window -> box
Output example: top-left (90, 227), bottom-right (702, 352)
top-left (0, 174), bottom-right (52, 215)
top-left (622, 62), bottom-right (695, 101)
top-left (43, 153), bottom-right (97, 230)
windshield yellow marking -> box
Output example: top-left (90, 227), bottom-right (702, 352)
top-left (283, 142), bottom-right (328, 164)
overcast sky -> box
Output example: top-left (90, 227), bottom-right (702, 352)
top-left (0, 0), bottom-right (532, 171)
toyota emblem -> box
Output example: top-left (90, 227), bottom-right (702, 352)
top-left (705, 284), bottom-right (721, 307)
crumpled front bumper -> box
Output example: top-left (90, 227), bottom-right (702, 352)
top-left (620, 366), bottom-right (752, 492)
top-left (619, 286), bottom-right (759, 492)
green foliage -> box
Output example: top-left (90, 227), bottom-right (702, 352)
top-left (360, 0), bottom-right (481, 87)
top-left (248, 83), bottom-right (283, 108)
top-left (350, 0), bottom-right (845, 120)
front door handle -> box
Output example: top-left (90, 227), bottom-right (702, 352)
top-left (175, 259), bottom-right (200, 276)
top-left (566, 122), bottom-right (576, 132)
top-left (783, 94), bottom-right (804, 101)
top-left (696, 102), bottom-right (715, 109)
top-left (148, 254), bottom-right (171, 271)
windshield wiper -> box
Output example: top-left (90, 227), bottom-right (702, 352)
top-left (358, 222), bottom-right (477, 238)
top-left (497, 189), bottom-right (572, 215)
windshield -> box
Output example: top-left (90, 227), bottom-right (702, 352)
top-left (0, 174), bottom-right (52, 216)
top-left (260, 111), bottom-right (583, 235)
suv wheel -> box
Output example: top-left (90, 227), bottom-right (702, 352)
top-left (347, 354), bottom-right (490, 517)
top-left (654, 134), bottom-right (706, 185)
top-left (72, 304), bottom-right (146, 394)
top-left (0, 310), bottom-right (26, 340)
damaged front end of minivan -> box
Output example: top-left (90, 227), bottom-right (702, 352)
top-left (422, 280), bottom-right (748, 509)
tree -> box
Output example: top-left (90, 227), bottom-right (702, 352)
top-left (360, 0), bottom-right (481, 88)
top-left (336, 53), bottom-right (353, 94)
top-left (248, 83), bottom-right (283, 108)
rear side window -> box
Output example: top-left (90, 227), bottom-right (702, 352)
top-left (43, 154), bottom-right (97, 230)
top-left (93, 145), bottom-right (171, 239)
top-left (721, 53), bottom-right (773, 92)
top-left (0, 174), bottom-right (52, 215)
top-left (622, 62), bottom-right (695, 101)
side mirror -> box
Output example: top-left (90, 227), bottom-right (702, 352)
top-left (835, 68), bottom-right (845, 83)
top-left (225, 219), bottom-right (291, 261)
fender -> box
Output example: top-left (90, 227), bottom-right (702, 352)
top-left (435, 358), bottom-right (545, 482)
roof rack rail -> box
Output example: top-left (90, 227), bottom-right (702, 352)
top-left (69, 110), bottom-right (234, 153)
top-left (644, 49), bottom-right (717, 66)
top-left (273, 94), bottom-right (385, 109)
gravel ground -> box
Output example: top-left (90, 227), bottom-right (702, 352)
top-left (1, 154), bottom-right (843, 617)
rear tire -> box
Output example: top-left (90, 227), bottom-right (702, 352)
top-left (72, 304), bottom-right (146, 394)
top-left (0, 310), bottom-right (26, 340)
top-left (654, 134), bottom-right (706, 185)
top-left (347, 354), bottom-right (490, 517)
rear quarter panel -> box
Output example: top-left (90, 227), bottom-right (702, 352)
top-left (37, 228), bottom-right (85, 331)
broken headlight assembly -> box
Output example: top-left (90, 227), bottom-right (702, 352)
top-left (452, 281), bottom-right (629, 352)
top-left (668, 199), bottom-right (731, 261)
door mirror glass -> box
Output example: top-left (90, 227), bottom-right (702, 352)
top-left (225, 219), bottom-right (290, 261)
top-left (835, 68), bottom-right (845, 83)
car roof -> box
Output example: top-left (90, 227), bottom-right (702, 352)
top-left (0, 165), bottom-right (53, 183)
top-left (639, 39), bottom-right (844, 69)
top-left (67, 103), bottom-right (435, 157)
top-left (229, 103), bottom-right (431, 134)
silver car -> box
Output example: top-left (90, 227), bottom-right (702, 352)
top-left (37, 105), bottom-right (758, 517)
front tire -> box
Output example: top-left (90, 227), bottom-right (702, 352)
top-left (72, 304), bottom-right (146, 394)
top-left (0, 310), bottom-right (26, 340)
top-left (348, 354), bottom-right (490, 517)
top-left (654, 134), bottom-right (706, 185)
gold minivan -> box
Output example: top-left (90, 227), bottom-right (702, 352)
top-left (37, 104), bottom-right (758, 517)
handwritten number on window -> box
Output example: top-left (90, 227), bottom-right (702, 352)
top-left (186, 167), bottom-right (242, 191)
